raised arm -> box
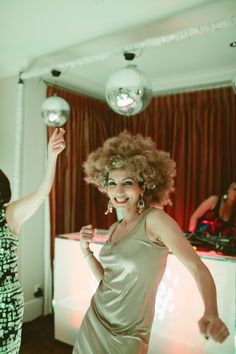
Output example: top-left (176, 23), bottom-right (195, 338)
top-left (188, 195), bottom-right (218, 232)
top-left (146, 209), bottom-right (229, 343)
top-left (6, 128), bottom-right (65, 235)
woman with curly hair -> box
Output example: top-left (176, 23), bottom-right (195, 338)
top-left (73, 131), bottom-right (229, 354)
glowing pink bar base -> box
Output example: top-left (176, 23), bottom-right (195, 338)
top-left (53, 232), bottom-right (236, 354)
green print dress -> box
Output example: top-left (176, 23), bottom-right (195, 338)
top-left (0, 206), bottom-right (24, 353)
top-left (73, 207), bottom-right (169, 354)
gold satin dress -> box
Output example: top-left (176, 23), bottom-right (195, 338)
top-left (73, 207), bottom-right (169, 354)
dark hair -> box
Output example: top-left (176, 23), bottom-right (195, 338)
top-left (0, 169), bottom-right (11, 205)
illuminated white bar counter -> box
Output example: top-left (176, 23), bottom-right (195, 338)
top-left (53, 232), bottom-right (236, 354)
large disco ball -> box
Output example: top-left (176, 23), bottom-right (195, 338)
top-left (41, 95), bottom-right (70, 127)
top-left (105, 64), bottom-right (152, 116)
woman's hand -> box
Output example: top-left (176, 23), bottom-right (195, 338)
top-left (5, 128), bottom-right (66, 235)
top-left (80, 224), bottom-right (95, 254)
top-left (80, 224), bottom-right (104, 281)
top-left (198, 314), bottom-right (229, 343)
top-left (48, 128), bottom-right (65, 158)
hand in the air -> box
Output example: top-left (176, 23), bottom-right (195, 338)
top-left (48, 128), bottom-right (65, 157)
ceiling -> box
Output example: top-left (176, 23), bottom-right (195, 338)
top-left (1, 0), bottom-right (236, 100)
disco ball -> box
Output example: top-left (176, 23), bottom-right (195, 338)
top-left (105, 64), bottom-right (152, 116)
top-left (41, 95), bottom-right (70, 127)
top-left (232, 76), bottom-right (236, 94)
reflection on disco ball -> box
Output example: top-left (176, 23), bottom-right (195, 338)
top-left (41, 96), bottom-right (70, 127)
top-left (232, 77), bottom-right (236, 94)
top-left (105, 65), bottom-right (152, 116)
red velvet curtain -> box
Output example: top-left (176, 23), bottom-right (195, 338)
top-left (47, 86), bottom-right (236, 259)
top-left (47, 86), bottom-right (116, 259)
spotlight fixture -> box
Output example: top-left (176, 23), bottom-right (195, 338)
top-left (123, 52), bottom-right (136, 61)
top-left (51, 69), bottom-right (62, 77)
top-left (105, 53), bottom-right (152, 116)
top-left (229, 41), bottom-right (236, 47)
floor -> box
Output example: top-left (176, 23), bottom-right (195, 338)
top-left (20, 314), bottom-right (73, 354)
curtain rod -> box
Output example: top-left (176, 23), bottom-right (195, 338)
top-left (154, 81), bottom-right (232, 97)
top-left (41, 78), bottom-right (232, 100)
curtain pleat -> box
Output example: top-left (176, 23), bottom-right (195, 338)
top-left (47, 86), bottom-right (236, 260)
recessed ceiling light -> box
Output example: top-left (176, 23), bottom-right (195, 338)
top-left (229, 41), bottom-right (236, 47)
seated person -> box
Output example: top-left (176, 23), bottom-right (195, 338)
top-left (189, 182), bottom-right (236, 236)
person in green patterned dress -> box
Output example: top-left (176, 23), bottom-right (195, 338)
top-left (0, 128), bottom-right (65, 353)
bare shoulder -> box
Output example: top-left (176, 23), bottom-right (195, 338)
top-left (145, 209), bottom-right (199, 256)
top-left (198, 195), bottom-right (218, 210)
top-left (5, 201), bottom-right (16, 219)
top-left (5, 199), bottom-right (22, 217)
top-left (206, 195), bottom-right (218, 205)
top-left (146, 207), bottom-right (178, 227)
top-left (5, 202), bottom-right (20, 236)
top-left (146, 208), bottom-right (181, 242)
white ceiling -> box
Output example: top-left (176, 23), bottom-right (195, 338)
top-left (1, 0), bottom-right (236, 99)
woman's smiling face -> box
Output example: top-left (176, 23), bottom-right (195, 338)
top-left (107, 169), bottom-right (142, 211)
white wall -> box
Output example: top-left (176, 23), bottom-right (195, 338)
top-left (0, 75), bottom-right (18, 176)
top-left (0, 75), bottom-right (48, 321)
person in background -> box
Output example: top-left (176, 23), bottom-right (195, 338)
top-left (0, 128), bottom-right (65, 353)
top-left (188, 182), bottom-right (236, 236)
top-left (73, 131), bottom-right (229, 354)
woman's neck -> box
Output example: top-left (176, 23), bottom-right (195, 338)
top-left (121, 210), bottom-right (141, 225)
top-left (220, 198), bottom-right (236, 221)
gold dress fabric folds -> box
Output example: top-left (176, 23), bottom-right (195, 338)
top-left (73, 207), bottom-right (169, 354)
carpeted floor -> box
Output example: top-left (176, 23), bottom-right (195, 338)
top-left (20, 314), bottom-right (73, 354)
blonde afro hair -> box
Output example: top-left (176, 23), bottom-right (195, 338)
top-left (83, 131), bottom-right (176, 205)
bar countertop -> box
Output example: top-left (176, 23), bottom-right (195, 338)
top-left (56, 230), bottom-right (236, 262)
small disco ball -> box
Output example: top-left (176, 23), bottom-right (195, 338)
top-left (41, 96), bottom-right (70, 127)
top-left (232, 76), bottom-right (236, 94)
top-left (105, 64), bottom-right (152, 116)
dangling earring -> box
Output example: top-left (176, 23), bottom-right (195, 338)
top-left (105, 200), bottom-right (113, 215)
top-left (136, 196), bottom-right (145, 214)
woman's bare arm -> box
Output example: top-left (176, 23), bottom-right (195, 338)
top-left (147, 209), bottom-right (229, 343)
top-left (6, 128), bottom-right (65, 235)
top-left (188, 196), bottom-right (218, 232)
